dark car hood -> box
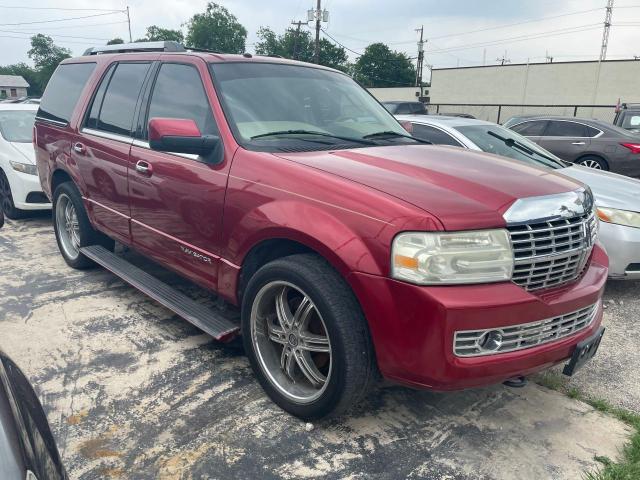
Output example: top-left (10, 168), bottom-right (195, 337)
top-left (275, 145), bottom-right (583, 230)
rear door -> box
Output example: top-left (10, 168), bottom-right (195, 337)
top-left (75, 60), bottom-right (153, 243)
top-left (128, 57), bottom-right (231, 290)
top-left (538, 120), bottom-right (592, 162)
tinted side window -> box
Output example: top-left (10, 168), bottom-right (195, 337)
top-left (97, 62), bottom-right (150, 136)
top-left (545, 121), bottom-right (586, 137)
top-left (85, 65), bottom-right (115, 130)
top-left (412, 124), bottom-right (462, 146)
top-left (411, 103), bottom-right (426, 114)
top-left (511, 120), bottom-right (547, 136)
top-left (146, 63), bottom-right (216, 137)
top-left (584, 125), bottom-right (601, 137)
top-left (37, 63), bottom-right (96, 125)
top-left (396, 103), bottom-right (412, 114)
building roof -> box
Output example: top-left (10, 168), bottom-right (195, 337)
top-left (0, 75), bottom-right (29, 88)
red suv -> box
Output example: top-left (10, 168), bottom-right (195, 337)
top-left (34, 42), bottom-right (607, 419)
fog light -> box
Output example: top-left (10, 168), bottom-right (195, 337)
top-left (478, 330), bottom-right (503, 352)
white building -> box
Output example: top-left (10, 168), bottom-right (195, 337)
top-left (0, 75), bottom-right (29, 99)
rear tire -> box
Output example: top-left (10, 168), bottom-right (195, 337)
top-left (53, 181), bottom-right (114, 269)
top-left (242, 254), bottom-right (377, 420)
top-left (576, 155), bottom-right (608, 171)
top-left (0, 169), bottom-right (26, 220)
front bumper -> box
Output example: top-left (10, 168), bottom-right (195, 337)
top-left (348, 245), bottom-right (608, 390)
top-left (599, 221), bottom-right (640, 279)
top-left (6, 169), bottom-right (51, 210)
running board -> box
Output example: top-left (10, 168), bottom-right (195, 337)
top-left (80, 245), bottom-right (240, 342)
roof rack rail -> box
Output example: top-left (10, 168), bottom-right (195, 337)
top-left (183, 45), bottom-right (222, 54)
top-left (83, 41), bottom-right (186, 56)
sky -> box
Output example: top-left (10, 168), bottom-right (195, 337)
top-left (0, 0), bottom-right (638, 74)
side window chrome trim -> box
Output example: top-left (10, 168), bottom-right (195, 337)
top-left (515, 119), bottom-right (604, 139)
top-left (131, 138), bottom-right (200, 161)
top-left (34, 116), bottom-right (68, 127)
top-left (82, 128), bottom-right (133, 145)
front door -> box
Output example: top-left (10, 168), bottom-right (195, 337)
top-left (128, 58), bottom-right (231, 291)
top-left (539, 120), bottom-right (592, 162)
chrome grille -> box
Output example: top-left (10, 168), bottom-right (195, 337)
top-left (454, 302), bottom-right (599, 357)
top-left (507, 213), bottom-right (597, 291)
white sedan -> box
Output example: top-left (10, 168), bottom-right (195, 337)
top-left (0, 104), bottom-right (51, 219)
top-left (398, 114), bottom-right (640, 280)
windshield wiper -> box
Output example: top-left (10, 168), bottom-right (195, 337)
top-left (487, 130), bottom-right (563, 165)
top-left (251, 129), bottom-right (375, 145)
top-left (363, 131), bottom-right (432, 144)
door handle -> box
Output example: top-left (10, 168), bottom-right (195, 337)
top-left (571, 141), bottom-right (586, 145)
top-left (135, 160), bottom-right (153, 176)
top-left (72, 142), bottom-right (86, 154)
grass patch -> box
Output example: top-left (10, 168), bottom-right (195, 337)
top-left (534, 371), bottom-right (640, 480)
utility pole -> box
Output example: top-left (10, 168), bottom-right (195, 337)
top-left (291, 20), bottom-right (305, 60)
top-left (600, 0), bottom-right (614, 61)
top-left (308, 1), bottom-right (328, 64)
top-left (415, 25), bottom-right (425, 96)
top-left (314, 0), bottom-right (321, 64)
top-left (496, 50), bottom-right (511, 66)
top-left (126, 6), bottom-right (132, 43)
top-left (545, 50), bottom-right (554, 63)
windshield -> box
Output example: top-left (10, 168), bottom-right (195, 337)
top-left (382, 103), bottom-right (399, 114)
top-left (209, 62), bottom-right (412, 151)
top-left (0, 110), bottom-right (36, 143)
top-left (455, 124), bottom-right (567, 169)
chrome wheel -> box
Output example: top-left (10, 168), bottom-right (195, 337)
top-left (55, 193), bottom-right (81, 260)
top-left (579, 159), bottom-right (603, 169)
top-left (250, 281), bottom-right (332, 404)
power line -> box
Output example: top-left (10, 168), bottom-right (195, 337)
top-left (0, 11), bottom-right (124, 27)
top-left (0, 34), bottom-right (94, 45)
top-left (7, 20), bottom-right (128, 31)
top-left (424, 23), bottom-right (603, 55)
top-left (320, 28), bottom-right (364, 56)
top-left (0, 4), bottom-right (122, 12)
top-left (0, 28), bottom-right (110, 41)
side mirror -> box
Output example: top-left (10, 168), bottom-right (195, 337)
top-left (0, 208), bottom-right (3, 229)
top-left (148, 118), bottom-right (219, 157)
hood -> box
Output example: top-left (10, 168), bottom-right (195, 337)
top-left (561, 165), bottom-right (640, 211)
top-left (8, 142), bottom-right (35, 164)
top-left (275, 145), bottom-right (582, 230)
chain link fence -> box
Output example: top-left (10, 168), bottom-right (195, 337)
top-left (428, 103), bottom-right (618, 125)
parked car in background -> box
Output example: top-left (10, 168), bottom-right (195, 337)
top-left (502, 115), bottom-right (640, 177)
top-left (381, 101), bottom-right (427, 114)
top-left (614, 103), bottom-right (640, 134)
top-left (0, 104), bottom-right (51, 219)
top-left (35, 42), bottom-right (607, 419)
top-left (400, 114), bottom-right (640, 280)
top-left (0, 350), bottom-right (67, 480)
top-left (436, 112), bottom-right (476, 119)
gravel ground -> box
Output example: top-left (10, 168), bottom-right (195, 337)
top-left (546, 278), bottom-right (640, 413)
top-left (0, 215), bottom-right (635, 480)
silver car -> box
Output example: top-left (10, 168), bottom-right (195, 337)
top-left (397, 114), bottom-right (640, 280)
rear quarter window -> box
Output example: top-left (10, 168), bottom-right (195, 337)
top-left (37, 62), bottom-right (96, 125)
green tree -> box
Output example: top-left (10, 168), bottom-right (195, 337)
top-left (255, 27), bottom-right (348, 71)
top-left (139, 25), bottom-right (184, 43)
top-left (354, 43), bottom-right (415, 87)
top-left (27, 34), bottom-right (71, 93)
top-left (185, 3), bottom-right (246, 53)
top-left (0, 63), bottom-right (40, 96)
top-left (106, 38), bottom-right (125, 45)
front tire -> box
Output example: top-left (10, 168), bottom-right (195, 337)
top-left (576, 155), bottom-right (608, 170)
top-left (0, 169), bottom-right (25, 220)
top-left (53, 182), bottom-right (114, 269)
top-left (242, 254), bottom-right (377, 419)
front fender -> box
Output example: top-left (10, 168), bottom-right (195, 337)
top-left (230, 199), bottom-right (386, 277)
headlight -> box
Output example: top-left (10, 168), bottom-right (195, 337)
top-left (9, 160), bottom-right (37, 176)
top-left (391, 229), bottom-right (514, 285)
top-left (597, 207), bottom-right (640, 229)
